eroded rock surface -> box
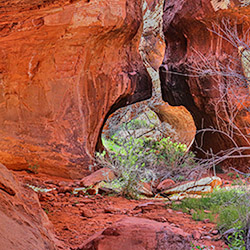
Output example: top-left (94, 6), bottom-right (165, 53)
top-left (0, 0), bottom-right (151, 178)
top-left (154, 104), bottom-right (196, 145)
top-left (80, 167), bottom-right (115, 187)
top-left (0, 164), bottom-right (58, 250)
top-left (77, 217), bottom-right (191, 250)
top-left (160, 0), bottom-right (250, 161)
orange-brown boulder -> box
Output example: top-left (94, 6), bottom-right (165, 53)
top-left (76, 217), bottom-right (191, 250)
top-left (160, 0), bottom-right (250, 165)
top-left (80, 167), bottom-right (115, 187)
top-left (154, 104), bottom-right (196, 145)
top-left (0, 0), bottom-right (152, 178)
top-left (0, 163), bottom-right (58, 250)
top-left (157, 178), bottom-right (175, 191)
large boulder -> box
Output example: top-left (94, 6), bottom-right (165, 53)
top-left (0, 0), bottom-right (152, 178)
top-left (154, 104), bottom-right (196, 145)
top-left (160, 0), bottom-right (250, 164)
top-left (76, 217), bottom-right (191, 250)
top-left (0, 163), bottom-right (58, 250)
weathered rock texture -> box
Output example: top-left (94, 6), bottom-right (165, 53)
top-left (102, 0), bottom-right (196, 148)
top-left (0, 0), bottom-right (152, 178)
top-left (0, 163), bottom-right (58, 250)
top-left (160, 0), bottom-right (250, 160)
top-left (77, 217), bottom-right (191, 250)
top-left (155, 104), bottom-right (195, 145)
top-left (140, 0), bottom-right (196, 146)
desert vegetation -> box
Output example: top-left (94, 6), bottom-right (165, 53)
top-left (99, 103), bottom-right (249, 249)
top-left (96, 16), bottom-right (250, 250)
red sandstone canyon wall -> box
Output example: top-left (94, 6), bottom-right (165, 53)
top-left (0, 0), bottom-right (152, 178)
top-left (0, 163), bottom-right (58, 249)
top-left (160, 0), bottom-right (250, 162)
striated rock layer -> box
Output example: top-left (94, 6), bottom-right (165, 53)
top-left (0, 0), bottom-right (152, 178)
top-left (160, 0), bottom-right (250, 162)
top-left (0, 164), bottom-right (58, 250)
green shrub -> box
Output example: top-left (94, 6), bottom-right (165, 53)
top-left (98, 137), bottom-right (157, 198)
top-left (227, 229), bottom-right (246, 250)
top-left (98, 136), bottom-right (196, 198)
top-left (28, 164), bottom-right (39, 174)
top-left (172, 187), bottom-right (250, 249)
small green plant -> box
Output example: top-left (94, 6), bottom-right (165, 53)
top-left (191, 209), bottom-right (215, 222)
top-left (227, 229), bottom-right (246, 250)
top-left (227, 172), bottom-right (234, 178)
top-left (43, 208), bottom-right (49, 215)
top-left (232, 179), bottom-right (245, 186)
top-left (191, 242), bottom-right (214, 250)
top-left (28, 164), bottom-right (39, 174)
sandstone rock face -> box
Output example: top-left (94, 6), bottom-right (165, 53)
top-left (102, 0), bottom-right (196, 150)
top-left (0, 0), bottom-right (151, 178)
top-left (160, 0), bottom-right (250, 160)
top-left (77, 217), bottom-right (191, 250)
top-left (0, 164), bottom-right (58, 250)
top-left (80, 167), bottom-right (115, 187)
top-left (154, 104), bottom-right (196, 145)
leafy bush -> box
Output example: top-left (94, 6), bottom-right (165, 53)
top-left (98, 137), bottom-right (157, 198)
top-left (98, 136), bottom-right (196, 198)
top-left (227, 230), bottom-right (246, 250)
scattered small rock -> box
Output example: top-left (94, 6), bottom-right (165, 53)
top-left (52, 202), bottom-right (62, 207)
top-left (80, 208), bottom-right (94, 218)
top-left (203, 235), bottom-right (212, 240)
top-left (133, 202), bottom-right (164, 212)
top-left (86, 188), bottom-right (96, 195)
top-left (80, 167), bottom-right (116, 187)
top-left (38, 192), bottom-right (46, 201)
top-left (76, 190), bottom-right (85, 196)
top-left (57, 186), bottom-right (73, 194)
top-left (176, 211), bottom-right (183, 215)
top-left (155, 217), bottom-right (167, 222)
top-left (192, 230), bottom-right (201, 240)
top-left (166, 208), bottom-right (173, 213)
top-left (129, 209), bottom-right (141, 215)
top-left (94, 194), bottom-right (104, 199)
top-left (203, 219), bottom-right (210, 224)
top-left (157, 179), bottom-right (175, 191)
top-left (138, 182), bottom-right (154, 197)
top-left (58, 181), bottom-right (69, 187)
top-left (211, 229), bottom-right (219, 235)
top-left (79, 198), bottom-right (94, 204)
top-left (104, 207), bottom-right (119, 214)
top-left (98, 187), bottom-right (115, 195)
top-left (204, 210), bottom-right (211, 214)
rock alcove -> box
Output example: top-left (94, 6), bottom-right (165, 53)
top-left (100, 0), bottom-right (196, 153)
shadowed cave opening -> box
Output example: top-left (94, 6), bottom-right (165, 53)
top-left (96, 0), bottom-right (196, 165)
